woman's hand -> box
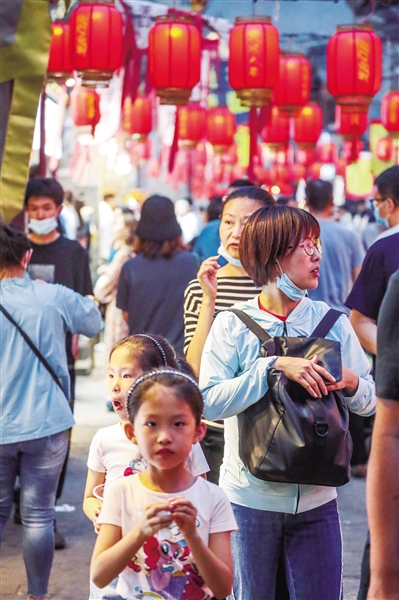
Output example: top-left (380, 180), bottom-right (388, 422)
top-left (326, 366), bottom-right (359, 397)
top-left (197, 256), bottom-right (220, 300)
top-left (93, 502), bottom-right (102, 534)
top-left (169, 497), bottom-right (198, 541)
top-left (137, 502), bottom-right (174, 539)
top-left (273, 355), bottom-right (336, 398)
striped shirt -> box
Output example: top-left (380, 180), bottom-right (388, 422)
top-left (184, 276), bottom-right (261, 355)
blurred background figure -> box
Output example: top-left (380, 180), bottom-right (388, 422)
top-left (98, 190), bottom-right (116, 263)
top-left (60, 190), bottom-right (80, 241)
top-left (94, 207), bottom-right (137, 363)
top-left (174, 196), bottom-right (203, 249)
top-left (193, 195), bottom-right (223, 263)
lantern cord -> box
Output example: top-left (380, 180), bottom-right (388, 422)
top-left (39, 85), bottom-right (46, 178)
top-left (168, 108), bottom-right (180, 173)
top-left (248, 106), bottom-right (258, 182)
top-left (357, 0), bottom-right (376, 24)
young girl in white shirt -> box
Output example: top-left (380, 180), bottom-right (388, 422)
top-left (91, 369), bottom-right (236, 600)
top-left (83, 334), bottom-right (209, 529)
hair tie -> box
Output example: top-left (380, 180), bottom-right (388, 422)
top-left (135, 334), bottom-right (168, 366)
top-left (126, 368), bottom-right (203, 414)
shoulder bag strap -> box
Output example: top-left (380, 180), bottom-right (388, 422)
top-left (229, 308), bottom-right (272, 343)
top-left (0, 302), bottom-right (67, 398)
top-left (310, 308), bottom-right (343, 338)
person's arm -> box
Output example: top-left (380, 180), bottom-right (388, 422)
top-left (169, 497), bottom-right (233, 599)
top-left (185, 256), bottom-right (219, 375)
top-left (94, 247), bottom-right (130, 303)
top-left (91, 501), bottom-right (174, 588)
top-left (367, 398), bottom-right (399, 600)
top-left (350, 309), bottom-right (377, 355)
top-left (351, 264), bottom-right (362, 284)
top-left (83, 469), bottom-right (106, 529)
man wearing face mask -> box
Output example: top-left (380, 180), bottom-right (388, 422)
top-left (23, 177), bottom-right (93, 548)
top-left (345, 165), bottom-right (399, 358)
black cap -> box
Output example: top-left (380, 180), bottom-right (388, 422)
top-left (136, 195), bottom-right (182, 242)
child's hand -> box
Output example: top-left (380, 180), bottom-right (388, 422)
top-left (138, 502), bottom-right (174, 539)
top-left (169, 497), bottom-right (198, 540)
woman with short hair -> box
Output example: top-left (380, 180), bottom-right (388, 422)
top-left (199, 205), bottom-right (375, 599)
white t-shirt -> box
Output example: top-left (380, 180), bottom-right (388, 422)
top-left (97, 475), bottom-right (237, 600)
top-left (87, 423), bottom-right (209, 483)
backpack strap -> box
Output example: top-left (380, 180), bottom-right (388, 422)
top-left (229, 308), bottom-right (272, 343)
top-left (311, 309), bottom-right (343, 338)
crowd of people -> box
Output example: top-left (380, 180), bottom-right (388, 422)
top-left (0, 165), bottom-right (398, 600)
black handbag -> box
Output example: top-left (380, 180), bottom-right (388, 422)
top-left (230, 308), bottom-right (352, 487)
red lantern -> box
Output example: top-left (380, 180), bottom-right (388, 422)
top-left (207, 107), bottom-right (236, 153)
top-left (290, 163), bottom-right (307, 183)
top-left (381, 91), bottom-right (399, 134)
top-left (316, 143), bottom-right (338, 163)
top-left (148, 14), bottom-right (201, 105)
top-left (376, 137), bottom-right (394, 162)
top-left (273, 53), bottom-right (311, 115)
top-left (70, 1), bottom-right (123, 88)
top-left (297, 147), bottom-right (316, 167)
top-left (47, 23), bottom-right (73, 82)
top-left (69, 87), bottom-right (101, 135)
top-left (123, 97), bottom-right (152, 140)
top-left (229, 16), bottom-right (280, 107)
top-left (260, 106), bottom-right (290, 150)
top-left (178, 104), bottom-right (206, 146)
top-left (327, 24), bottom-right (382, 114)
top-left (335, 106), bottom-right (368, 137)
top-left (293, 103), bottom-right (323, 147)
top-left (342, 139), bottom-right (363, 161)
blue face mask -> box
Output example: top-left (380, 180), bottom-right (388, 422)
top-left (373, 207), bottom-right (389, 229)
top-left (276, 260), bottom-right (307, 301)
top-left (217, 243), bottom-right (242, 268)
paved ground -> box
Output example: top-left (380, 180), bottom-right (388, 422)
top-left (0, 343), bottom-right (368, 599)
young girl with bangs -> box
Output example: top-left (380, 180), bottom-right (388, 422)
top-left (91, 370), bottom-right (236, 600)
top-left (199, 205), bottom-right (376, 600)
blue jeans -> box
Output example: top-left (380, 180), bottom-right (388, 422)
top-left (230, 499), bottom-right (343, 600)
top-left (0, 431), bottom-right (69, 598)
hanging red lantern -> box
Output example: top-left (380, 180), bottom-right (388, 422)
top-left (207, 107), bottom-right (236, 154)
top-left (123, 96), bottom-right (152, 140)
top-left (69, 87), bottom-right (101, 135)
top-left (47, 22), bottom-right (73, 82)
top-left (335, 156), bottom-right (347, 178)
top-left (290, 163), bottom-right (307, 183)
top-left (297, 147), bottom-right (317, 167)
top-left (229, 16), bottom-right (280, 108)
top-left (381, 91), bottom-right (399, 135)
top-left (376, 137), bottom-right (394, 162)
top-left (178, 104), bottom-right (206, 147)
top-left (260, 106), bottom-right (290, 150)
top-left (327, 24), bottom-right (382, 114)
top-left (293, 103), bottom-right (323, 147)
top-left (273, 53), bottom-right (311, 116)
top-left (342, 139), bottom-right (363, 162)
top-left (148, 14), bottom-right (201, 106)
top-left (335, 105), bottom-right (368, 137)
top-left (308, 162), bottom-right (322, 180)
top-left (70, 1), bottom-right (123, 88)
top-left (316, 142), bottom-right (338, 164)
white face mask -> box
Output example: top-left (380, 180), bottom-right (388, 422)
top-left (29, 216), bottom-right (58, 236)
top-left (275, 260), bottom-right (307, 301)
top-left (217, 243), bottom-right (243, 268)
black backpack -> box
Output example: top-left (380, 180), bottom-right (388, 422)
top-left (230, 308), bottom-right (353, 487)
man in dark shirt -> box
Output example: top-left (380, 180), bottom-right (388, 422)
top-left (345, 165), bottom-right (399, 599)
top-left (23, 177), bottom-right (94, 548)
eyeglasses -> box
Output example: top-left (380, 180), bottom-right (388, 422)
top-left (372, 196), bottom-right (388, 206)
top-left (299, 238), bottom-right (323, 256)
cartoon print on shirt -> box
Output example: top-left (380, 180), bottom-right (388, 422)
top-left (124, 457), bottom-right (147, 477)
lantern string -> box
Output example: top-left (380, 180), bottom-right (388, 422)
top-left (168, 108), bottom-right (180, 173)
top-left (357, 0), bottom-right (376, 24)
top-left (248, 106), bottom-right (258, 182)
